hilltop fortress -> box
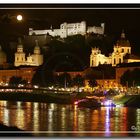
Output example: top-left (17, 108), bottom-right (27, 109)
top-left (29, 21), bottom-right (105, 38)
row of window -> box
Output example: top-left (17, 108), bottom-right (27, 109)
top-left (91, 58), bottom-right (122, 66)
top-left (116, 48), bottom-right (130, 53)
top-left (16, 57), bottom-right (34, 62)
top-left (113, 58), bottom-right (121, 65)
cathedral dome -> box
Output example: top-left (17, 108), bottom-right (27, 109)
top-left (116, 31), bottom-right (131, 47)
top-left (0, 46), bottom-right (7, 64)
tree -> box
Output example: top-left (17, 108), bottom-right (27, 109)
top-left (9, 76), bottom-right (27, 87)
top-left (88, 78), bottom-right (97, 90)
top-left (55, 72), bottom-right (72, 88)
top-left (72, 75), bottom-right (84, 91)
top-left (120, 69), bottom-right (140, 87)
top-left (72, 75), bottom-right (84, 86)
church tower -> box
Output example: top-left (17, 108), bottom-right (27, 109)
top-left (90, 47), bottom-right (110, 67)
top-left (31, 40), bottom-right (43, 66)
top-left (14, 38), bottom-right (26, 67)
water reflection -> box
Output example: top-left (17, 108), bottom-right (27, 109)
top-left (73, 105), bottom-right (78, 131)
top-left (16, 102), bottom-right (25, 129)
top-left (0, 100), bottom-right (139, 137)
top-left (33, 102), bottom-right (39, 131)
top-left (3, 107), bottom-right (9, 126)
top-left (105, 107), bottom-right (110, 136)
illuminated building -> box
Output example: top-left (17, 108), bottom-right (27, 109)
top-left (14, 38), bottom-right (43, 67)
top-left (29, 21), bottom-right (105, 38)
top-left (116, 62), bottom-right (140, 84)
top-left (0, 67), bottom-right (36, 85)
top-left (90, 31), bottom-right (140, 67)
top-left (96, 79), bottom-right (118, 89)
top-left (90, 47), bottom-right (111, 66)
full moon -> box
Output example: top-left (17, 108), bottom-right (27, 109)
top-left (16, 15), bottom-right (23, 21)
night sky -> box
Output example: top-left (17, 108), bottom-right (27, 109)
top-left (0, 4), bottom-right (140, 55)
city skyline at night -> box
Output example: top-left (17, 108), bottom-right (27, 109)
top-left (0, 4), bottom-right (140, 137)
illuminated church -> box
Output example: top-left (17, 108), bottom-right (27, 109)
top-left (90, 31), bottom-right (140, 67)
top-left (14, 39), bottom-right (43, 67)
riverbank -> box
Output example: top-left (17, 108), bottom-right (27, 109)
top-left (114, 95), bottom-right (140, 108)
top-left (0, 91), bottom-right (87, 104)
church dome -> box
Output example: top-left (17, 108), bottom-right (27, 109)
top-left (0, 46), bottom-right (7, 64)
top-left (116, 31), bottom-right (131, 47)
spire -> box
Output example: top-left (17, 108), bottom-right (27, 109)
top-left (50, 25), bottom-right (53, 30)
top-left (35, 39), bottom-right (39, 46)
top-left (18, 37), bottom-right (22, 44)
top-left (34, 40), bottom-right (40, 54)
top-left (17, 37), bottom-right (24, 53)
top-left (121, 29), bottom-right (125, 39)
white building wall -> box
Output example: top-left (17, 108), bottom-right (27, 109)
top-left (127, 59), bottom-right (140, 63)
top-left (14, 53), bottom-right (26, 66)
top-left (66, 21), bottom-right (86, 36)
top-left (87, 23), bottom-right (105, 34)
top-left (111, 53), bottom-right (123, 66)
top-left (90, 48), bottom-right (110, 67)
top-left (29, 21), bottom-right (104, 38)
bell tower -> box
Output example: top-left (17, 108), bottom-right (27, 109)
top-left (14, 38), bottom-right (26, 67)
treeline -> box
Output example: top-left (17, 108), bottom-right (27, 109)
top-left (120, 68), bottom-right (140, 87)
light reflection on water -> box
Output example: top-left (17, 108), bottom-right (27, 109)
top-left (0, 100), bottom-right (139, 137)
top-left (105, 107), bottom-right (110, 136)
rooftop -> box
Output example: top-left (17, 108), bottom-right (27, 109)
top-left (116, 62), bottom-right (140, 68)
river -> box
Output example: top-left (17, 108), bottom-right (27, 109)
top-left (0, 100), bottom-right (140, 137)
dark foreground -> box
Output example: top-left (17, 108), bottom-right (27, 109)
top-left (0, 124), bottom-right (32, 136)
top-left (0, 90), bottom-right (86, 104)
top-left (114, 95), bottom-right (140, 108)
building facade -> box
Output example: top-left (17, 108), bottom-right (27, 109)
top-left (29, 21), bottom-right (105, 38)
top-left (90, 31), bottom-right (140, 67)
top-left (14, 39), bottom-right (43, 67)
top-left (116, 63), bottom-right (140, 84)
top-left (90, 47), bottom-right (112, 67)
top-left (0, 67), bottom-right (36, 86)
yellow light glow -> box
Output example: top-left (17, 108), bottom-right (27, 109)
top-left (16, 15), bottom-right (23, 21)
